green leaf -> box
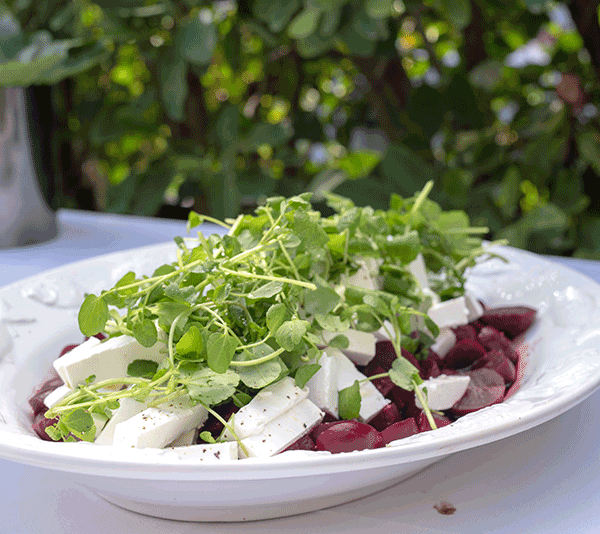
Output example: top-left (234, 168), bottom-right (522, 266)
top-left (206, 332), bottom-right (238, 373)
top-left (215, 105), bottom-right (240, 147)
top-left (176, 325), bottom-right (204, 359)
top-left (159, 45), bottom-right (188, 121)
top-left (314, 313), bottom-right (350, 332)
top-left (275, 319), bottom-right (310, 351)
top-left (327, 334), bottom-right (349, 349)
top-left (266, 303), bottom-right (287, 333)
top-left (78, 294), bottom-right (109, 336)
top-left (61, 408), bottom-right (96, 442)
top-left (184, 367), bottom-right (240, 405)
top-left (132, 319), bottom-right (158, 348)
top-left (127, 359), bottom-right (159, 379)
top-left (304, 285), bottom-right (341, 315)
top-left (199, 430), bottom-right (217, 443)
top-left (440, 0), bottom-right (472, 29)
top-left (294, 363), bottom-right (321, 388)
top-left (178, 15), bottom-right (217, 66)
top-left (254, 0), bottom-right (300, 32)
top-left (380, 145), bottom-right (436, 197)
top-left (247, 281), bottom-right (284, 300)
top-left (292, 210), bottom-right (329, 250)
top-left (287, 8), bottom-right (321, 39)
top-left (236, 345), bottom-right (284, 388)
top-left (239, 123), bottom-right (292, 152)
top-left (366, 0), bottom-right (392, 18)
top-left (383, 230), bottom-right (420, 264)
top-left (389, 357), bottom-right (420, 391)
top-left (338, 380), bottom-right (361, 420)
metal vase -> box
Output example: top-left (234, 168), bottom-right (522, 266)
top-left (0, 86), bottom-right (58, 248)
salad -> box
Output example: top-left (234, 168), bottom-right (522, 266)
top-left (28, 182), bottom-right (536, 459)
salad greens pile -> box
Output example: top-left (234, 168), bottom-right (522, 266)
top-left (45, 181), bottom-right (499, 444)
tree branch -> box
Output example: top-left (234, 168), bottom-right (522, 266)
top-left (568, 0), bottom-right (600, 76)
top-left (463, 0), bottom-right (487, 71)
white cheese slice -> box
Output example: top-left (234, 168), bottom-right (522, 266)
top-left (92, 413), bottom-right (107, 439)
top-left (43, 384), bottom-right (72, 409)
top-left (112, 396), bottom-right (208, 449)
top-left (323, 329), bottom-right (377, 366)
top-left (170, 441), bottom-right (238, 461)
top-left (464, 293), bottom-right (484, 322)
top-left (408, 253), bottom-right (429, 289)
top-left (239, 398), bottom-right (324, 458)
top-left (94, 397), bottom-right (148, 446)
top-left (415, 374), bottom-right (471, 411)
top-left (306, 351), bottom-right (338, 416)
top-left (430, 328), bottom-right (457, 359)
top-left (427, 296), bottom-right (470, 329)
top-left (168, 427), bottom-right (198, 447)
top-left (53, 335), bottom-right (166, 389)
top-left (233, 376), bottom-right (308, 439)
top-left (330, 348), bottom-right (390, 422)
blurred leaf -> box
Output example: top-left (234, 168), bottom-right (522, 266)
top-left (469, 60), bottom-right (504, 91)
top-left (159, 45), bottom-right (188, 121)
top-left (577, 131), bottom-right (600, 175)
top-left (491, 166), bottom-right (521, 220)
top-left (333, 150), bottom-right (382, 179)
top-left (440, 0), bottom-right (472, 29)
top-left (239, 123), bottom-right (292, 152)
top-left (296, 32), bottom-right (331, 57)
top-left (366, 0), bottom-right (392, 18)
top-left (441, 169), bottom-right (475, 209)
top-left (178, 15), bottom-right (217, 66)
top-left (254, 0), bottom-right (300, 33)
top-left (287, 8), bottom-right (321, 39)
top-left (379, 144), bottom-right (436, 196)
top-left (215, 105), bottom-right (240, 148)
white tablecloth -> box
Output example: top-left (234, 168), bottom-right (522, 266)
top-left (2, 209), bottom-right (600, 534)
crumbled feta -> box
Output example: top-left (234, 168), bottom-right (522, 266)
top-left (427, 296), bottom-right (470, 329)
top-left (168, 427), bottom-right (198, 447)
top-left (323, 329), bottom-right (377, 366)
top-left (170, 441), bottom-right (238, 461)
top-left (53, 335), bottom-right (166, 389)
top-left (330, 348), bottom-right (390, 422)
top-left (415, 374), bottom-right (471, 411)
top-left (113, 396), bottom-right (208, 449)
top-left (239, 399), bottom-right (323, 458)
top-left (306, 351), bottom-right (338, 416)
top-left (430, 328), bottom-right (457, 359)
top-left (233, 377), bottom-right (308, 439)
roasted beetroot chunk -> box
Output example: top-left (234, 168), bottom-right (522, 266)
top-left (442, 339), bottom-right (487, 369)
top-left (417, 411), bottom-right (453, 432)
top-left (381, 418), bottom-right (419, 444)
top-left (477, 326), bottom-right (518, 362)
top-left (315, 421), bottom-right (385, 453)
top-left (452, 368), bottom-right (505, 415)
top-left (472, 349), bottom-right (517, 382)
top-left (368, 402), bottom-right (402, 432)
top-left (32, 412), bottom-right (60, 441)
top-left (283, 433), bottom-right (317, 452)
top-left (479, 306), bottom-right (537, 339)
top-left (28, 374), bottom-right (63, 416)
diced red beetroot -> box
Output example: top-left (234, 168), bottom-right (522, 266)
top-left (32, 412), bottom-right (61, 441)
top-left (368, 402), bottom-right (402, 431)
top-left (421, 351), bottom-right (442, 379)
top-left (479, 306), bottom-right (537, 339)
top-left (417, 411), bottom-right (453, 432)
top-left (372, 374), bottom-right (396, 397)
top-left (369, 341), bottom-right (398, 372)
top-left (315, 421), bottom-right (385, 453)
top-left (381, 418), bottom-right (419, 444)
top-left (28, 374), bottom-right (63, 416)
top-left (310, 420), bottom-right (344, 440)
top-left (473, 349), bottom-right (516, 382)
top-left (59, 344), bottom-right (80, 357)
top-left (477, 326), bottom-right (518, 362)
top-left (452, 368), bottom-right (506, 415)
top-left (284, 433), bottom-right (317, 452)
top-left (197, 401), bottom-right (239, 443)
top-left (389, 386), bottom-right (420, 418)
top-left (442, 339), bottom-right (486, 369)
top-left (452, 325), bottom-right (477, 341)
top-left (505, 343), bottom-right (527, 400)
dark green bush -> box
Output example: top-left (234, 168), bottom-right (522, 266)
top-left (2, 0), bottom-right (600, 257)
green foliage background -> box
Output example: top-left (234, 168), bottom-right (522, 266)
top-left (2, 0), bottom-right (600, 257)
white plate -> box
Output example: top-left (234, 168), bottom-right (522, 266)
top-left (1, 243), bottom-right (600, 522)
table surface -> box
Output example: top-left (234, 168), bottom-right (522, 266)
top-left (1, 209), bottom-right (600, 534)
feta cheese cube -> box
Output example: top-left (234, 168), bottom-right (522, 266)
top-left (54, 335), bottom-right (167, 388)
top-left (330, 348), bottom-right (390, 422)
top-left (113, 396), bottom-right (208, 449)
top-left (92, 413), bottom-right (107, 439)
top-left (427, 296), bottom-right (470, 329)
top-left (168, 427), bottom-right (198, 447)
top-left (170, 441), bottom-right (238, 461)
top-left (342, 262), bottom-right (377, 291)
top-left (43, 384), bottom-right (72, 409)
top-left (408, 253), bottom-right (429, 289)
top-left (306, 351), bottom-right (338, 416)
top-left (415, 374), bottom-right (471, 411)
top-left (233, 377), bottom-right (308, 439)
top-left (323, 329), bottom-right (377, 366)
top-left (95, 397), bottom-right (148, 446)
top-left (430, 328), bottom-right (457, 359)
top-left (239, 399), bottom-right (324, 458)
top-left (464, 293), bottom-right (484, 322)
